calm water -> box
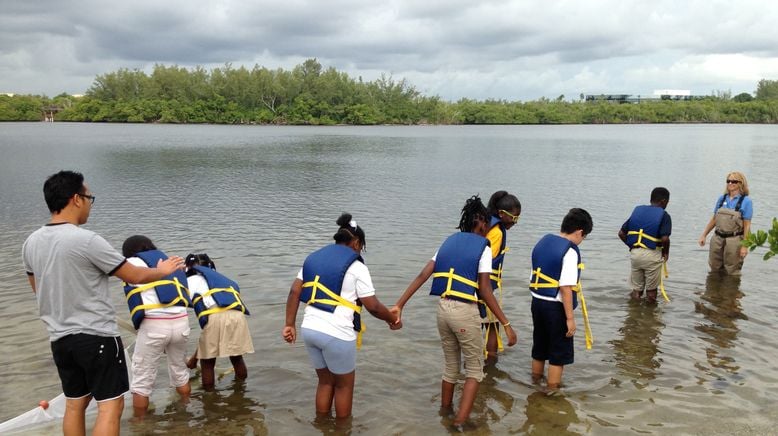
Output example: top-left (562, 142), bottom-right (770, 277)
top-left (0, 123), bottom-right (776, 435)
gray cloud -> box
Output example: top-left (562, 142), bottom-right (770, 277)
top-left (1, 0), bottom-right (776, 99)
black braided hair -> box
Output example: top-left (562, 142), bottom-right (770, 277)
top-left (487, 190), bottom-right (521, 217)
top-left (185, 253), bottom-right (216, 275)
top-left (333, 213), bottom-right (366, 249)
top-left (458, 195), bottom-right (488, 232)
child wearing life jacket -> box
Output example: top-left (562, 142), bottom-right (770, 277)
top-left (483, 190), bottom-right (521, 365)
top-left (121, 235), bottom-right (192, 420)
top-left (184, 253), bottom-right (254, 389)
top-left (529, 208), bottom-right (592, 391)
top-left (392, 195), bottom-right (517, 429)
top-left (282, 213), bottom-right (399, 421)
top-left (618, 187), bottom-right (671, 303)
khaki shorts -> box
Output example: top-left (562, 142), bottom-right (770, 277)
top-left (437, 298), bottom-right (484, 383)
top-left (630, 248), bottom-right (663, 291)
top-left (196, 309), bottom-right (254, 359)
top-left (131, 317), bottom-right (190, 397)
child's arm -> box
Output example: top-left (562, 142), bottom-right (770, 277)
top-left (361, 296), bottom-right (398, 325)
top-left (282, 278), bottom-right (304, 343)
top-left (559, 285), bottom-right (576, 337)
top-left (477, 273), bottom-right (517, 346)
top-left (391, 260), bottom-right (435, 322)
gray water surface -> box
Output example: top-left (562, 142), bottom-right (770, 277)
top-left (1, 123), bottom-right (776, 435)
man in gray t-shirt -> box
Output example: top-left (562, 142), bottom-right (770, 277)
top-left (23, 170), bottom-right (184, 436)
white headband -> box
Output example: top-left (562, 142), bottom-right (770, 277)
top-left (349, 219), bottom-right (358, 230)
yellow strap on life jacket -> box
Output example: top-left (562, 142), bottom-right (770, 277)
top-left (302, 275), bottom-right (365, 348)
top-left (124, 277), bottom-right (190, 318)
top-left (659, 262), bottom-right (670, 302)
top-left (530, 267), bottom-right (559, 289)
top-left (192, 287), bottom-right (248, 318)
top-left (432, 268), bottom-right (480, 303)
top-left (574, 263), bottom-right (593, 350)
top-left (627, 229), bottom-right (661, 249)
top-left (482, 278), bottom-right (505, 357)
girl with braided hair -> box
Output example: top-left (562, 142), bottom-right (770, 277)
top-left (283, 213), bottom-right (398, 421)
top-left (184, 253), bottom-right (253, 390)
top-left (392, 195), bottom-right (517, 429)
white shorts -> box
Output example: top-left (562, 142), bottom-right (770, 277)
top-left (130, 316), bottom-right (191, 397)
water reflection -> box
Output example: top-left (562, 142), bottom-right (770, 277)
top-left (458, 365), bottom-right (518, 432)
top-left (188, 380), bottom-right (267, 434)
top-left (610, 301), bottom-right (665, 382)
top-left (694, 273), bottom-right (745, 375)
top-left (516, 391), bottom-right (580, 435)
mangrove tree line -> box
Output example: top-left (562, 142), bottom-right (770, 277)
top-left (2, 59), bottom-right (778, 124)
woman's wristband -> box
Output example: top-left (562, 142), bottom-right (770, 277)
top-left (502, 322), bottom-right (511, 328)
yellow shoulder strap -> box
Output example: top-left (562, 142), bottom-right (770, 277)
top-left (124, 277), bottom-right (190, 317)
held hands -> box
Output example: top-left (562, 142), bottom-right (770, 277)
top-left (388, 305), bottom-right (403, 330)
top-left (566, 318), bottom-right (576, 337)
top-left (282, 325), bottom-right (296, 343)
top-left (156, 256), bottom-right (185, 275)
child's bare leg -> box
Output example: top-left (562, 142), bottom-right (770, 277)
top-left (485, 325), bottom-right (499, 365)
top-left (333, 371), bottom-right (355, 420)
top-left (453, 378), bottom-right (479, 426)
top-left (200, 358), bottom-right (217, 390)
top-left (531, 359), bottom-right (545, 383)
top-left (314, 368), bottom-right (335, 417)
top-left (646, 288), bottom-right (658, 304)
top-left (132, 393), bottom-right (149, 420)
top-left (547, 364), bottom-right (564, 390)
top-left (441, 379), bottom-right (456, 410)
top-left (631, 289), bottom-right (643, 300)
top-left (229, 355), bottom-right (247, 379)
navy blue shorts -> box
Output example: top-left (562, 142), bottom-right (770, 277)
top-left (51, 334), bottom-right (129, 401)
top-left (531, 298), bottom-right (574, 366)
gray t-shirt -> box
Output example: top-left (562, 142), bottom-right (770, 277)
top-left (22, 223), bottom-right (126, 341)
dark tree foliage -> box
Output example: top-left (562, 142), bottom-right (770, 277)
top-left (3, 66), bottom-right (778, 125)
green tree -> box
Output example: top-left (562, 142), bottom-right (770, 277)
top-left (755, 79), bottom-right (778, 100)
top-left (733, 92), bottom-right (754, 102)
top-left (742, 218), bottom-right (778, 260)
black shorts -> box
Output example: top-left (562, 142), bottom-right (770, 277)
top-left (51, 334), bottom-right (129, 401)
top-left (531, 298), bottom-right (574, 366)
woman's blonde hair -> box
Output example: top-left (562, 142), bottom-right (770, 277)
top-left (723, 171), bottom-right (749, 196)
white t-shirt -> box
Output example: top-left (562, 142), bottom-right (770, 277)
top-left (530, 248), bottom-right (579, 303)
top-left (298, 261), bottom-right (376, 341)
top-left (187, 273), bottom-right (217, 308)
top-left (126, 257), bottom-right (188, 319)
top-left (431, 246), bottom-right (493, 274)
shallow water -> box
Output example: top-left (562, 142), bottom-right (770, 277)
top-left (0, 123), bottom-right (776, 435)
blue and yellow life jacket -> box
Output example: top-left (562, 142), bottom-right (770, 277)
top-left (190, 265), bottom-right (249, 329)
top-left (431, 232), bottom-right (490, 317)
top-left (624, 205), bottom-right (665, 250)
top-left (529, 234), bottom-right (581, 309)
top-left (300, 244), bottom-right (365, 341)
top-left (489, 215), bottom-right (508, 292)
top-left (123, 249), bottom-right (191, 330)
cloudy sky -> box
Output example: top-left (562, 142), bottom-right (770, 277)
top-left (1, 0), bottom-right (777, 101)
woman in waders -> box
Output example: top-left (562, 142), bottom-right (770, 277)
top-left (698, 171), bottom-right (753, 275)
